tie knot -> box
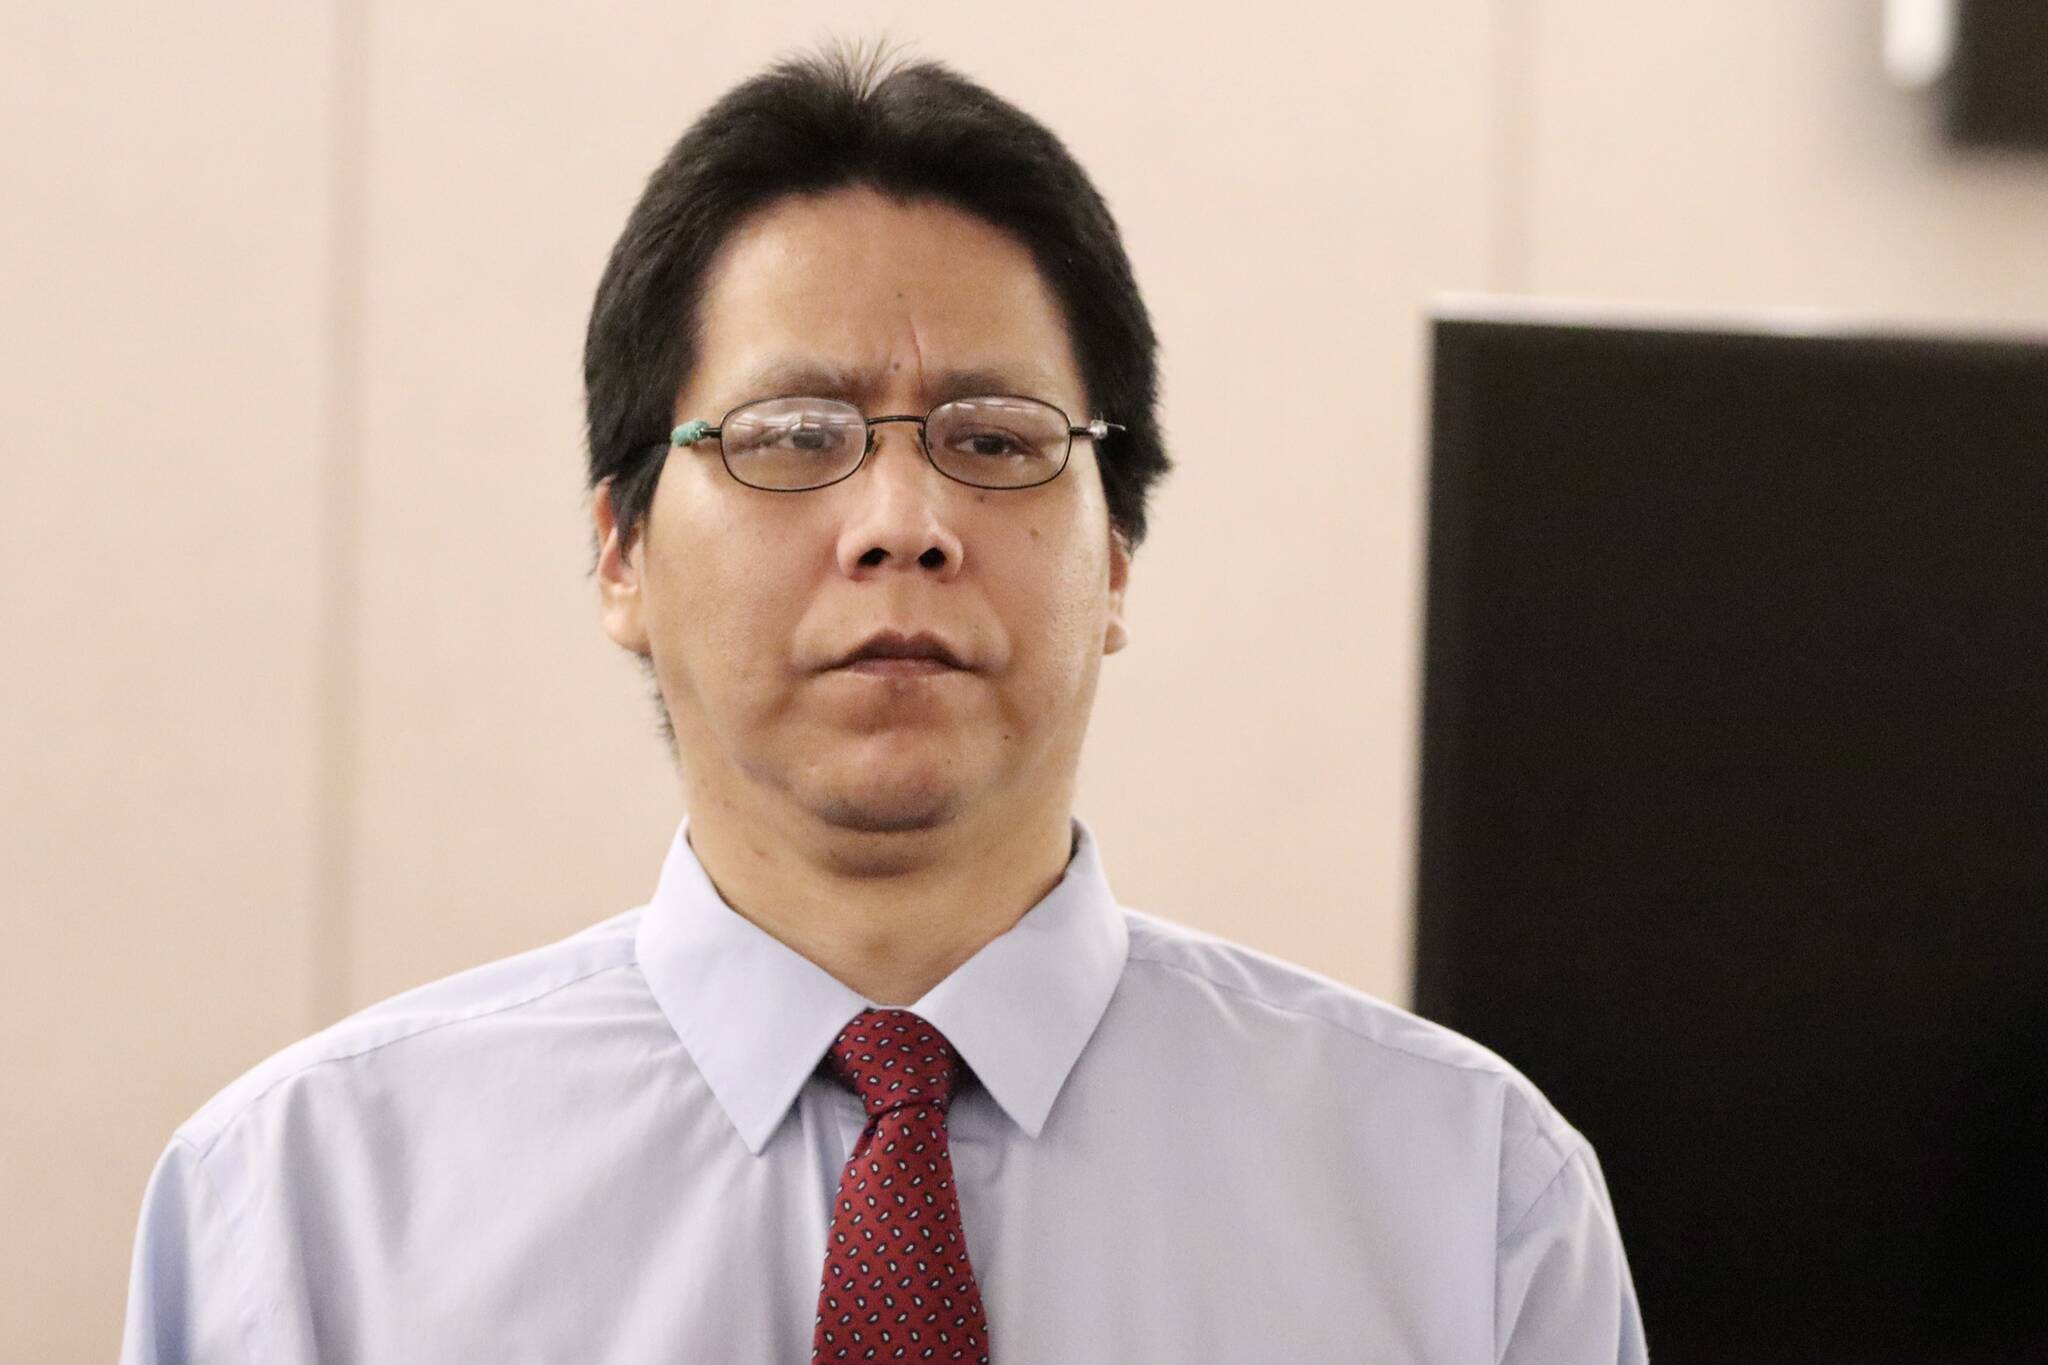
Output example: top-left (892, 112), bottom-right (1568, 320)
top-left (824, 1008), bottom-right (962, 1118)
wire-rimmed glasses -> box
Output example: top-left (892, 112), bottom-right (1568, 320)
top-left (668, 394), bottom-right (1122, 492)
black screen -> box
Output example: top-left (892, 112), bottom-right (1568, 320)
top-left (1948, 0), bottom-right (2048, 151)
top-left (1414, 314), bottom-right (2048, 1365)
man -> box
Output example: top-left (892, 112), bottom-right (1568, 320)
top-left (121, 48), bottom-right (1646, 1363)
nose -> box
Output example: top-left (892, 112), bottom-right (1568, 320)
top-left (832, 422), bottom-right (966, 581)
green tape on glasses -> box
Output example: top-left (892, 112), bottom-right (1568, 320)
top-left (671, 419), bottom-right (712, 447)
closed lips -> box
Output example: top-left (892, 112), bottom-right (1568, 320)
top-left (836, 632), bottom-right (968, 669)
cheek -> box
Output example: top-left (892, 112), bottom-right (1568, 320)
top-left (998, 517), bottom-right (1109, 670)
top-left (646, 512), bottom-right (803, 684)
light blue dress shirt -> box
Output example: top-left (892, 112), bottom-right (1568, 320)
top-left (121, 819), bottom-right (1647, 1362)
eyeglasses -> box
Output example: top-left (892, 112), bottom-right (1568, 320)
top-left (667, 395), bottom-right (1123, 493)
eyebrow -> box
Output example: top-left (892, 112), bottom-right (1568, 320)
top-left (723, 359), bottom-right (1080, 413)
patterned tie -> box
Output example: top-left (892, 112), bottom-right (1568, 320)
top-left (812, 1008), bottom-right (991, 1364)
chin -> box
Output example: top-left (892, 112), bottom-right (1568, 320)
top-left (811, 796), bottom-right (956, 835)
top-left (804, 762), bottom-right (968, 835)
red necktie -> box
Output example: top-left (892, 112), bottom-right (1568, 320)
top-left (812, 1008), bottom-right (991, 1363)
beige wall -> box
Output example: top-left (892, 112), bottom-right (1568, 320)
top-left (5, 2), bottom-right (2044, 1358)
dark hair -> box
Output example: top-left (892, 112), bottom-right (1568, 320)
top-left (583, 43), bottom-right (1168, 554)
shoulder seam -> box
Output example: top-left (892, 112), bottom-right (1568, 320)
top-left (1496, 1139), bottom-right (1592, 1248)
top-left (1122, 943), bottom-right (1514, 1082)
top-left (184, 1127), bottom-right (269, 1364)
top-left (190, 955), bottom-right (639, 1161)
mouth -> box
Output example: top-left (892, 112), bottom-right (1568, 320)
top-left (830, 630), bottom-right (971, 675)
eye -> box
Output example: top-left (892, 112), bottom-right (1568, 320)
top-left (726, 405), bottom-right (860, 458)
top-left (784, 423), bottom-right (838, 453)
top-left (951, 427), bottom-right (1034, 459)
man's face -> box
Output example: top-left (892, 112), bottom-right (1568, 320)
top-left (596, 185), bottom-right (1130, 839)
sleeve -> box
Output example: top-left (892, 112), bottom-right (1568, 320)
top-left (119, 1136), bottom-right (255, 1365)
top-left (1495, 1140), bottom-right (1650, 1364)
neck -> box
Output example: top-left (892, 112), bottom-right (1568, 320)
top-left (680, 786), bottom-right (1077, 1006)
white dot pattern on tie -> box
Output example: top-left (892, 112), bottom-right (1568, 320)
top-left (812, 1008), bottom-right (991, 1364)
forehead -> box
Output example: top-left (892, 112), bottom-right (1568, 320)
top-left (686, 186), bottom-right (1085, 410)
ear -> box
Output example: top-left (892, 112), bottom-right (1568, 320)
top-left (1103, 523), bottom-right (1132, 656)
top-left (593, 480), bottom-right (652, 657)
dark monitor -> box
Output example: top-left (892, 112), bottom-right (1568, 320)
top-left (1948, 0), bottom-right (2048, 151)
top-left (1413, 308), bottom-right (2048, 1365)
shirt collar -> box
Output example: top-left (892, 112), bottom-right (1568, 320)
top-left (635, 816), bottom-right (1129, 1155)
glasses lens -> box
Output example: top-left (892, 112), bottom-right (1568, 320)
top-left (720, 398), bottom-right (866, 489)
top-left (927, 397), bottom-right (1070, 488)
